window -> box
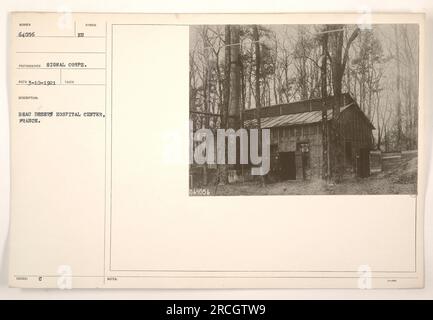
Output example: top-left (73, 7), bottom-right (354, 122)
top-left (298, 142), bottom-right (310, 153)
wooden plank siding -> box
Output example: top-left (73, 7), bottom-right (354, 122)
top-left (269, 104), bottom-right (373, 180)
top-left (339, 106), bottom-right (374, 174)
top-left (270, 123), bottom-right (323, 180)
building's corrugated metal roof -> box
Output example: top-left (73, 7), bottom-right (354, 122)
top-left (244, 103), bottom-right (352, 128)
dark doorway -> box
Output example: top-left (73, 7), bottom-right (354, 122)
top-left (297, 142), bottom-right (310, 180)
top-left (279, 152), bottom-right (296, 180)
top-left (357, 148), bottom-right (370, 178)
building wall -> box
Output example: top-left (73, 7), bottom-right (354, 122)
top-left (339, 107), bottom-right (374, 173)
top-left (270, 123), bottom-right (323, 180)
top-left (269, 107), bottom-right (373, 180)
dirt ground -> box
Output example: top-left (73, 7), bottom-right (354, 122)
top-left (208, 156), bottom-right (417, 196)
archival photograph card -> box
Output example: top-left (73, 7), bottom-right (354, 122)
top-left (189, 24), bottom-right (418, 196)
top-left (8, 12), bottom-right (425, 288)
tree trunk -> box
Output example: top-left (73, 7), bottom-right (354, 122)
top-left (330, 26), bottom-right (344, 183)
top-left (217, 25), bottom-right (232, 185)
top-left (222, 25), bottom-right (231, 129)
top-left (320, 27), bottom-right (330, 181)
top-left (329, 25), bottom-right (359, 183)
top-left (253, 25), bottom-right (262, 130)
top-left (394, 25), bottom-right (403, 151)
top-left (253, 25), bottom-right (265, 185)
top-left (228, 25), bottom-right (241, 130)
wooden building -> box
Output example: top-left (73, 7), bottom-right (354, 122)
top-left (244, 93), bottom-right (374, 180)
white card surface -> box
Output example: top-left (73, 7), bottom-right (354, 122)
top-left (8, 12), bottom-right (425, 288)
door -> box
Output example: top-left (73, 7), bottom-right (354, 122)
top-left (357, 148), bottom-right (370, 178)
top-left (279, 152), bottom-right (296, 180)
top-left (297, 142), bottom-right (310, 180)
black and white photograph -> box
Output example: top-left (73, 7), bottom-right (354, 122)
top-left (189, 24), bottom-right (419, 195)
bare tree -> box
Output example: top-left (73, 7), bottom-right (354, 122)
top-left (328, 25), bottom-right (360, 182)
top-left (320, 26), bottom-right (330, 180)
top-left (228, 26), bottom-right (241, 130)
top-left (394, 25), bottom-right (403, 151)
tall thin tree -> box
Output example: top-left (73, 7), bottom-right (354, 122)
top-left (320, 26), bottom-right (330, 180)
